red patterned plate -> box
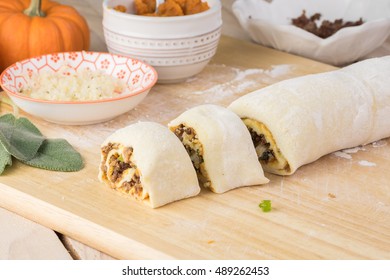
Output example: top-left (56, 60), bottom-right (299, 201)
top-left (0, 51), bottom-right (158, 125)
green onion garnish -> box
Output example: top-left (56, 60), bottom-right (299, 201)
top-left (259, 200), bottom-right (272, 212)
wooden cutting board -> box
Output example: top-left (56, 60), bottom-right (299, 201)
top-left (0, 36), bottom-right (389, 259)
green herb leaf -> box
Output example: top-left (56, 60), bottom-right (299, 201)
top-left (22, 138), bottom-right (83, 172)
top-left (0, 114), bottom-right (45, 161)
top-left (259, 200), bottom-right (272, 212)
top-left (0, 142), bottom-right (12, 174)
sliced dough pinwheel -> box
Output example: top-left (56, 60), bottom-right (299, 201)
top-left (98, 122), bottom-right (200, 208)
top-left (168, 104), bottom-right (269, 193)
top-left (228, 56), bottom-right (390, 175)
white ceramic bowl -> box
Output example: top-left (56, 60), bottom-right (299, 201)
top-left (233, 0), bottom-right (390, 66)
top-left (102, 0), bottom-right (222, 83)
top-left (0, 52), bottom-right (157, 125)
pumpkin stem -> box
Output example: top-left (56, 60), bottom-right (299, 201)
top-left (24, 0), bottom-right (46, 17)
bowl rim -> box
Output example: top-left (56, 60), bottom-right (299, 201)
top-left (102, 0), bottom-right (221, 22)
top-left (0, 51), bottom-right (158, 105)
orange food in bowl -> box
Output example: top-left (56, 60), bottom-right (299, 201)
top-left (114, 0), bottom-right (209, 16)
top-left (134, 0), bottom-right (155, 15)
top-left (183, 0), bottom-right (209, 15)
top-left (156, 0), bottom-right (184, 16)
top-left (113, 5), bottom-right (127, 13)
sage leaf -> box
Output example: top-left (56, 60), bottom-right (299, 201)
top-left (0, 142), bottom-right (12, 174)
top-left (0, 114), bottom-right (44, 161)
top-left (22, 138), bottom-right (83, 172)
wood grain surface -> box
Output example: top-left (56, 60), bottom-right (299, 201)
top-left (1, 34), bottom-right (389, 259)
top-left (0, 207), bottom-right (72, 260)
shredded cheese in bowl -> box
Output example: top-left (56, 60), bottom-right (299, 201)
top-left (19, 66), bottom-right (129, 101)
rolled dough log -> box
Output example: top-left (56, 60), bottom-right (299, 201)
top-left (228, 56), bottom-right (390, 175)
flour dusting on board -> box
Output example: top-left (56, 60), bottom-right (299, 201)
top-left (189, 64), bottom-right (293, 101)
top-left (333, 151), bottom-right (352, 160)
top-left (372, 140), bottom-right (387, 148)
top-left (358, 160), bottom-right (376, 167)
top-left (332, 144), bottom-right (380, 167)
top-left (342, 146), bottom-right (366, 154)
top-left (333, 146), bottom-right (365, 160)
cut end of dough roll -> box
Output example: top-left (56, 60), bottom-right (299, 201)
top-left (99, 143), bottom-right (148, 200)
top-left (98, 122), bottom-right (200, 208)
top-left (243, 118), bottom-right (291, 175)
top-left (168, 104), bottom-right (269, 193)
top-left (170, 123), bottom-right (213, 190)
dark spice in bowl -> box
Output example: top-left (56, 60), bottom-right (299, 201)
top-left (291, 10), bottom-right (364, 38)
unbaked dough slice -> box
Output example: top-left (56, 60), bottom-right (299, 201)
top-left (168, 104), bottom-right (269, 193)
top-left (229, 56), bottom-right (390, 175)
top-left (98, 122), bottom-right (200, 208)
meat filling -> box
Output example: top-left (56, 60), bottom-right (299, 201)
top-left (100, 143), bottom-right (147, 199)
top-left (248, 128), bottom-right (276, 163)
top-left (172, 124), bottom-right (212, 189)
top-left (243, 118), bottom-right (291, 174)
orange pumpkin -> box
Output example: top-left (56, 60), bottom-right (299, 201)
top-left (0, 0), bottom-right (90, 72)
